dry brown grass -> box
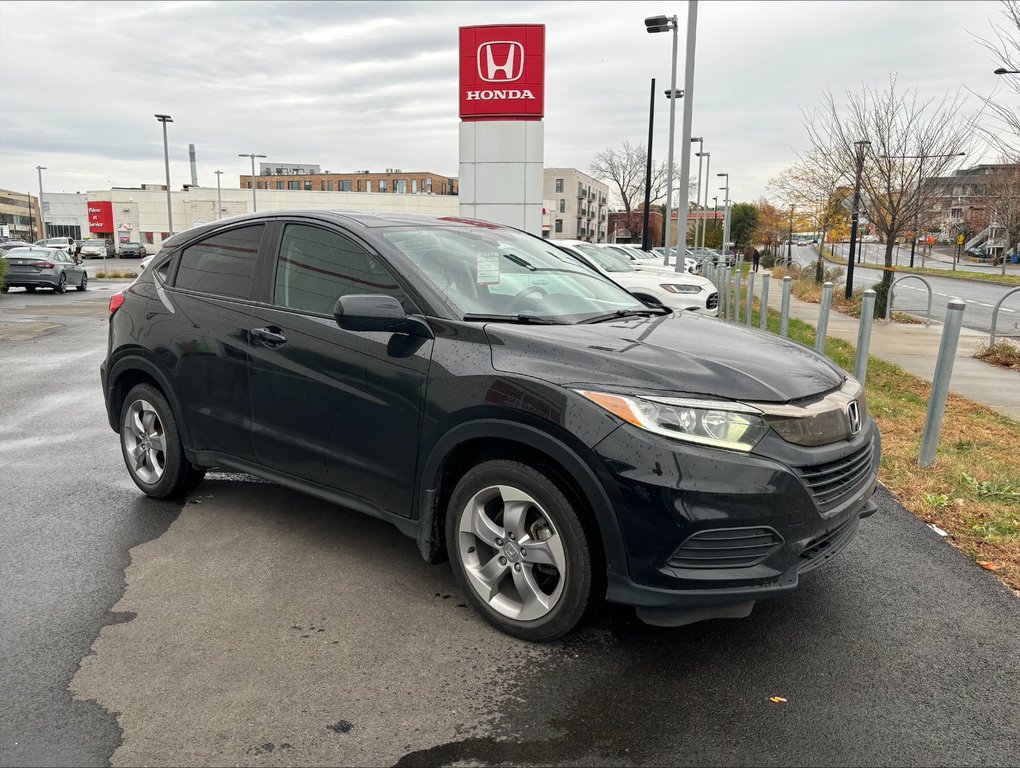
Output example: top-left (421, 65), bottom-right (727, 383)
top-left (977, 340), bottom-right (1020, 371)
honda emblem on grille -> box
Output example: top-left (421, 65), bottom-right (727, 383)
top-left (847, 401), bottom-right (862, 435)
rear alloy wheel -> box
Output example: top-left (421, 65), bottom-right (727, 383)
top-left (77, 272), bottom-right (88, 291)
top-left (446, 460), bottom-right (592, 641)
top-left (55, 273), bottom-right (66, 294)
top-left (120, 383), bottom-right (205, 498)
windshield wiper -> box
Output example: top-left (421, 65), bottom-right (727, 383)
top-left (579, 307), bottom-right (671, 324)
top-left (462, 313), bottom-right (561, 325)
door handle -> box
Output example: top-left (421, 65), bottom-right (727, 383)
top-left (251, 326), bottom-right (287, 347)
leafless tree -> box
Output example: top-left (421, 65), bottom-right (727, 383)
top-left (589, 141), bottom-right (677, 213)
top-left (770, 148), bottom-right (854, 256)
top-left (804, 75), bottom-right (973, 286)
top-left (971, 0), bottom-right (1020, 154)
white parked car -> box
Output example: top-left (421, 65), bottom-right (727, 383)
top-left (603, 244), bottom-right (702, 275)
top-left (552, 240), bottom-right (718, 316)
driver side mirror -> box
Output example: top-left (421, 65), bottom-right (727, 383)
top-left (333, 295), bottom-right (433, 338)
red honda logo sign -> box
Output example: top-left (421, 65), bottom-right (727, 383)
top-left (460, 25), bottom-right (544, 121)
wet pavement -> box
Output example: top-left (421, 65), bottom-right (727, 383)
top-left (2, 292), bottom-right (1018, 766)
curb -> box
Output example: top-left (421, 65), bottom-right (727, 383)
top-left (814, 248), bottom-right (1018, 289)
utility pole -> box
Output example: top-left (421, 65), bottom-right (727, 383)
top-left (642, 78), bottom-right (655, 251)
top-left (214, 170), bottom-right (223, 220)
top-left (845, 140), bottom-right (870, 299)
top-left (691, 137), bottom-right (703, 254)
top-left (36, 165), bottom-right (47, 240)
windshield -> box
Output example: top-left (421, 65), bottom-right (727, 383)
top-left (572, 243), bottom-right (635, 273)
top-left (124, 242), bottom-right (140, 247)
top-left (382, 225), bottom-right (649, 323)
top-left (83, 241), bottom-right (105, 248)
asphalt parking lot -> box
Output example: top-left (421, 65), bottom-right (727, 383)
top-left (2, 289), bottom-right (1018, 767)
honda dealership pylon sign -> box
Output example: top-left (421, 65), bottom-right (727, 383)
top-left (459, 24), bottom-right (545, 120)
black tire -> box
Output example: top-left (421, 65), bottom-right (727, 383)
top-left (55, 273), bottom-right (66, 294)
top-left (119, 383), bottom-right (205, 499)
top-left (25, 286), bottom-right (36, 293)
top-left (446, 459), bottom-right (592, 642)
top-left (77, 272), bottom-right (88, 292)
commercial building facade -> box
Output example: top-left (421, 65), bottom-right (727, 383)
top-left (0, 188), bottom-right (42, 241)
top-left (42, 193), bottom-right (90, 240)
top-left (84, 186), bottom-right (460, 250)
top-left (542, 168), bottom-right (609, 242)
top-left (241, 169), bottom-right (457, 197)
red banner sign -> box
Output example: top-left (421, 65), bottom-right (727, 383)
top-left (459, 24), bottom-right (544, 121)
top-left (88, 200), bottom-right (113, 232)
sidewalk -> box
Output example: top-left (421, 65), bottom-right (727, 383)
top-left (753, 271), bottom-right (1020, 421)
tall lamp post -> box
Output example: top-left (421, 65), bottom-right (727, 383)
top-left (154, 114), bottom-right (174, 236)
top-left (214, 170), bottom-right (224, 220)
top-left (645, 14), bottom-right (679, 264)
top-left (238, 153), bottom-right (267, 212)
top-left (697, 150), bottom-right (710, 250)
top-left (788, 204), bottom-right (794, 261)
top-left (35, 165), bottom-right (47, 240)
top-left (844, 140), bottom-right (871, 299)
top-left (712, 196), bottom-right (718, 248)
top-left (691, 137), bottom-right (703, 254)
top-left (717, 172), bottom-right (729, 257)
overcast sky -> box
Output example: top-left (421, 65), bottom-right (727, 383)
top-left (0, 0), bottom-right (1012, 206)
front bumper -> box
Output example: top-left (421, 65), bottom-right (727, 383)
top-left (593, 417), bottom-right (880, 610)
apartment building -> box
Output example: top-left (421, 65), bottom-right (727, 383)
top-left (0, 188), bottom-right (42, 241)
top-left (543, 168), bottom-right (609, 242)
top-left (241, 167), bottom-right (458, 196)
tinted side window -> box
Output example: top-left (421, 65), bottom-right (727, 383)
top-left (176, 225), bottom-right (264, 299)
top-left (273, 224), bottom-right (407, 315)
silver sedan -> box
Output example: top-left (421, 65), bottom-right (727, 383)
top-left (2, 247), bottom-right (88, 293)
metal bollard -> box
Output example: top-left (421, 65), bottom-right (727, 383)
top-left (815, 281), bottom-right (833, 353)
top-left (734, 271), bottom-right (743, 322)
top-left (780, 276), bottom-right (792, 337)
top-left (854, 289), bottom-right (876, 385)
top-left (744, 272), bottom-right (755, 325)
top-left (721, 267), bottom-right (729, 317)
top-left (759, 274), bottom-right (770, 330)
top-left (919, 299), bottom-right (966, 467)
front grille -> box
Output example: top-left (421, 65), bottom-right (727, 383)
top-left (707, 291), bottom-right (719, 310)
top-left (798, 514), bottom-right (859, 574)
top-left (668, 526), bottom-right (784, 569)
top-left (796, 441), bottom-right (875, 513)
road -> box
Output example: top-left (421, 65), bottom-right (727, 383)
top-left (786, 245), bottom-right (1020, 336)
top-left (1, 290), bottom-right (1018, 766)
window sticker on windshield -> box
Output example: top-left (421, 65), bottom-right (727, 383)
top-left (477, 252), bottom-right (500, 285)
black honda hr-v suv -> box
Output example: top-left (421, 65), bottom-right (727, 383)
top-left (101, 211), bottom-right (879, 641)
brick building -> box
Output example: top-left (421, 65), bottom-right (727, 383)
top-left (241, 166), bottom-right (457, 196)
top-left (607, 209), bottom-right (663, 247)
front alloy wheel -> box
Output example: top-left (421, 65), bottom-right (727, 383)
top-left (447, 460), bottom-right (591, 641)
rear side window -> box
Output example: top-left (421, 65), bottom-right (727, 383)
top-left (272, 224), bottom-right (407, 315)
top-left (176, 225), bottom-right (264, 299)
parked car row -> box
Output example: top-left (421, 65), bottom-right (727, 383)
top-left (102, 210), bottom-right (878, 641)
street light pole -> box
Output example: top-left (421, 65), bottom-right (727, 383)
top-left (712, 196), bottom-right (718, 249)
top-left (675, 0), bottom-right (699, 271)
top-left (154, 114), bottom-right (174, 236)
top-left (642, 78), bottom-right (655, 252)
top-left (36, 165), bottom-right (47, 240)
top-left (699, 151), bottom-right (710, 250)
top-left (788, 205), bottom-right (794, 261)
top-left (238, 153), bottom-right (267, 212)
top-left (993, 67), bottom-right (1020, 74)
top-left (646, 14), bottom-right (679, 263)
top-left (717, 172), bottom-right (729, 257)
top-left (691, 137), bottom-right (703, 254)
top-left (214, 170), bottom-right (223, 220)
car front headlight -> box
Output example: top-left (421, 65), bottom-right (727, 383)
top-left (659, 284), bottom-right (702, 294)
top-left (576, 390), bottom-right (769, 452)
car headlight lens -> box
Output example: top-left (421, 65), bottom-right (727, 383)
top-left (659, 283), bottom-right (702, 294)
top-left (576, 391), bottom-right (769, 452)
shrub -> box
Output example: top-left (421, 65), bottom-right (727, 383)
top-left (0, 256), bottom-right (7, 292)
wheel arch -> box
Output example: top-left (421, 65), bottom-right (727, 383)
top-left (106, 356), bottom-right (191, 447)
top-left (416, 420), bottom-right (626, 588)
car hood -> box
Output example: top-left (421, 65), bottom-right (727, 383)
top-left (485, 313), bottom-right (845, 403)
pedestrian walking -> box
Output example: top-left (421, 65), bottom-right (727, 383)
top-left (752, 247), bottom-right (761, 273)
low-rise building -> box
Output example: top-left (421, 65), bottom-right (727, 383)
top-left (42, 192), bottom-right (90, 240)
top-left (0, 188), bottom-right (42, 241)
top-left (84, 185), bottom-right (461, 250)
top-left (543, 169), bottom-right (609, 242)
top-left (241, 168), bottom-right (457, 196)
top-left (926, 162), bottom-right (1020, 255)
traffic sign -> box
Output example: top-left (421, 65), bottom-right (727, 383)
top-left (956, 234), bottom-right (965, 245)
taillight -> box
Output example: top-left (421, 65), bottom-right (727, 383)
top-left (109, 293), bottom-right (125, 315)
top-left (33, 260), bottom-right (55, 268)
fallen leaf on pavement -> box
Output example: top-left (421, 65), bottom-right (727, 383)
top-left (769, 697), bottom-right (787, 703)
